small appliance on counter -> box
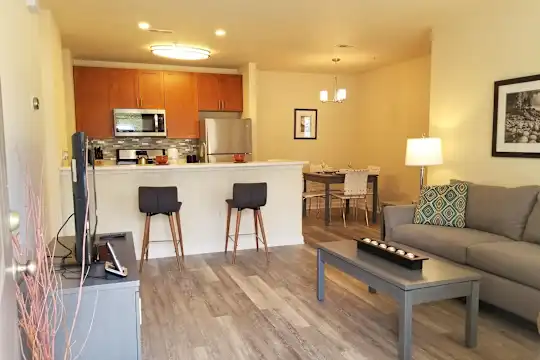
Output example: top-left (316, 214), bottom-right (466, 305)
top-left (116, 149), bottom-right (166, 165)
top-left (167, 148), bottom-right (179, 164)
top-left (199, 118), bottom-right (252, 163)
top-left (113, 109), bottom-right (166, 137)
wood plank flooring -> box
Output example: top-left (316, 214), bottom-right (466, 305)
top-left (140, 212), bottom-right (540, 360)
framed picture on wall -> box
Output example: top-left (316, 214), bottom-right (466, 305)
top-left (493, 74), bottom-right (540, 158)
top-left (294, 108), bottom-right (318, 140)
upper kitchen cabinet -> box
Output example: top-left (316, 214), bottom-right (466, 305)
top-left (73, 66), bottom-right (112, 138)
top-left (196, 73), bottom-right (220, 111)
top-left (163, 72), bottom-right (199, 138)
top-left (220, 74), bottom-right (243, 112)
top-left (138, 70), bottom-right (164, 109)
top-left (196, 73), bottom-right (243, 112)
top-left (109, 69), bottom-right (138, 109)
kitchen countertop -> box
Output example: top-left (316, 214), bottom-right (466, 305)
top-left (60, 160), bottom-right (306, 172)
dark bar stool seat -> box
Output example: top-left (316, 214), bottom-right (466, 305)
top-left (138, 186), bottom-right (184, 272)
top-left (225, 183), bottom-right (269, 264)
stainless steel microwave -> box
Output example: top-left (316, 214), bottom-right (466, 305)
top-left (113, 109), bottom-right (167, 137)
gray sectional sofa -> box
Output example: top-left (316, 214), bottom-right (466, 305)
top-left (384, 182), bottom-right (540, 323)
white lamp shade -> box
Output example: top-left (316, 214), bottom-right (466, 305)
top-left (336, 88), bottom-right (347, 101)
top-left (320, 90), bottom-right (328, 102)
top-left (405, 137), bottom-right (443, 166)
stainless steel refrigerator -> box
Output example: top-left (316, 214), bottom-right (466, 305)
top-left (199, 118), bottom-right (252, 163)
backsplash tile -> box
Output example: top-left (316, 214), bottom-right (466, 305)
top-left (91, 137), bottom-right (199, 160)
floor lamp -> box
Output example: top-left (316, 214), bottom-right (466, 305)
top-left (405, 137), bottom-right (443, 189)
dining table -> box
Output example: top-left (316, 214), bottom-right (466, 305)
top-left (303, 172), bottom-right (379, 226)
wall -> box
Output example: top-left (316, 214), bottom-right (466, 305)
top-left (40, 10), bottom-right (68, 242)
top-left (256, 57), bottom-right (431, 202)
top-left (0, 0), bottom-right (44, 244)
top-left (257, 71), bottom-right (358, 168)
top-left (352, 56), bottom-right (431, 201)
top-left (63, 49), bottom-right (76, 156)
top-left (429, 5), bottom-right (540, 186)
top-left (241, 63), bottom-right (258, 158)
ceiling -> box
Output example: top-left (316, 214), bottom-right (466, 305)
top-left (42, 0), bottom-right (482, 73)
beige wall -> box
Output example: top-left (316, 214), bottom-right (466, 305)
top-left (352, 56), bottom-right (431, 201)
top-left (257, 71), bottom-right (358, 168)
top-left (40, 10), bottom-right (68, 241)
top-left (256, 57), bottom-right (431, 202)
top-left (0, 0), bottom-right (44, 244)
top-left (429, 5), bottom-right (540, 186)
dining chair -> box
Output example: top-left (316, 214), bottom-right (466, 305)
top-left (367, 165), bottom-right (381, 212)
top-left (302, 164), bottom-right (325, 217)
top-left (330, 169), bottom-right (370, 227)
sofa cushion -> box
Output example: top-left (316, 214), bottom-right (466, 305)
top-left (467, 241), bottom-right (540, 291)
top-left (391, 224), bottom-right (512, 263)
top-left (522, 193), bottom-right (540, 245)
top-left (459, 182), bottom-right (539, 240)
top-left (413, 183), bottom-right (468, 228)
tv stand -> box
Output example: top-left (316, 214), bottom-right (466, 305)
top-left (51, 232), bottom-right (141, 359)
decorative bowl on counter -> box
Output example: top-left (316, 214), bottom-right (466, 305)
top-left (233, 154), bottom-right (246, 163)
top-left (155, 155), bottom-right (169, 165)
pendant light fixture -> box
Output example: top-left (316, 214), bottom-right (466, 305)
top-left (320, 58), bottom-right (347, 103)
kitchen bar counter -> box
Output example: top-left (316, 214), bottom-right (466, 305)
top-left (59, 161), bottom-right (306, 259)
top-left (59, 161), bottom-right (305, 172)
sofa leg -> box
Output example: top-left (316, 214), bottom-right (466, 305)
top-left (368, 286), bottom-right (377, 294)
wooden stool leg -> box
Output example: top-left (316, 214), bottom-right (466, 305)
top-left (256, 210), bottom-right (269, 262)
top-left (168, 214), bottom-right (181, 269)
top-left (175, 211), bottom-right (185, 258)
top-left (144, 215), bottom-right (151, 261)
top-left (139, 215), bottom-right (151, 273)
top-left (225, 205), bottom-right (231, 253)
top-left (254, 209), bottom-right (259, 252)
top-left (232, 210), bottom-right (242, 264)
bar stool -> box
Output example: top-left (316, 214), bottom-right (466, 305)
top-left (138, 186), bottom-right (184, 272)
top-left (225, 183), bottom-right (269, 264)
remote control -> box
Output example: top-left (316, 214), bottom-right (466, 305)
top-left (100, 232), bottom-right (126, 240)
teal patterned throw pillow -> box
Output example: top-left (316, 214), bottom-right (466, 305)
top-left (414, 183), bottom-right (468, 228)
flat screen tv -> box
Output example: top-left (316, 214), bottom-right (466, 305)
top-left (70, 132), bottom-right (98, 265)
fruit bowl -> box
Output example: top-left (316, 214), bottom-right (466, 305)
top-left (233, 154), bottom-right (246, 163)
top-left (155, 155), bottom-right (169, 165)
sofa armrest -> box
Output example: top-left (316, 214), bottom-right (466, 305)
top-left (383, 205), bottom-right (415, 241)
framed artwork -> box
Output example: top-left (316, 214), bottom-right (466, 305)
top-left (493, 74), bottom-right (540, 158)
top-left (294, 108), bottom-right (318, 140)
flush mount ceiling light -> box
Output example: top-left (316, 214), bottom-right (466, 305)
top-left (215, 29), bottom-right (226, 37)
top-left (150, 45), bottom-right (211, 60)
top-left (138, 22), bottom-right (151, 30)
top-left (320, 58), bottom-right (347, 103)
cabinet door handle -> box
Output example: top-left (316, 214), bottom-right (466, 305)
top-left (140, 98), bottom-right (143, 108)
top-left (222, 100), bottom-right (226, 110)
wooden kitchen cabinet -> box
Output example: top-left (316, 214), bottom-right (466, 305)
top-left (196, 73), bottom-right (243, 111)
top-left (220, 74), bottom-right (243, 111)
top-left (196, 73), bottom-right (221, 111)
top-left (109, 69), bottom-right (138, 109)
top-left (73, 66), bottom-right (112, 138)
top-left (163, 72), bottom-right (199, 138)
top-left (138, 70), bottom-right (164, 109)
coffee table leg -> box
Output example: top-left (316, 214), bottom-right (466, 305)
top-left (466, 281), bottom-right (479, 348)
top-left (317, 249), bottom-right (325, 301)
top-left (398, 292), bottom-right (413, 360)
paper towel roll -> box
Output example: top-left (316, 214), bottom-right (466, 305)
top-left (167, 148), bottom-right (179, 164)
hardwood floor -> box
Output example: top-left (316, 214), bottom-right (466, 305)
top-left (140, 212), bottom-right (540, 360)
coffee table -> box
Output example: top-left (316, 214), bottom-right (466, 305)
top-left (316, 241), bottom-right (481, 360)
